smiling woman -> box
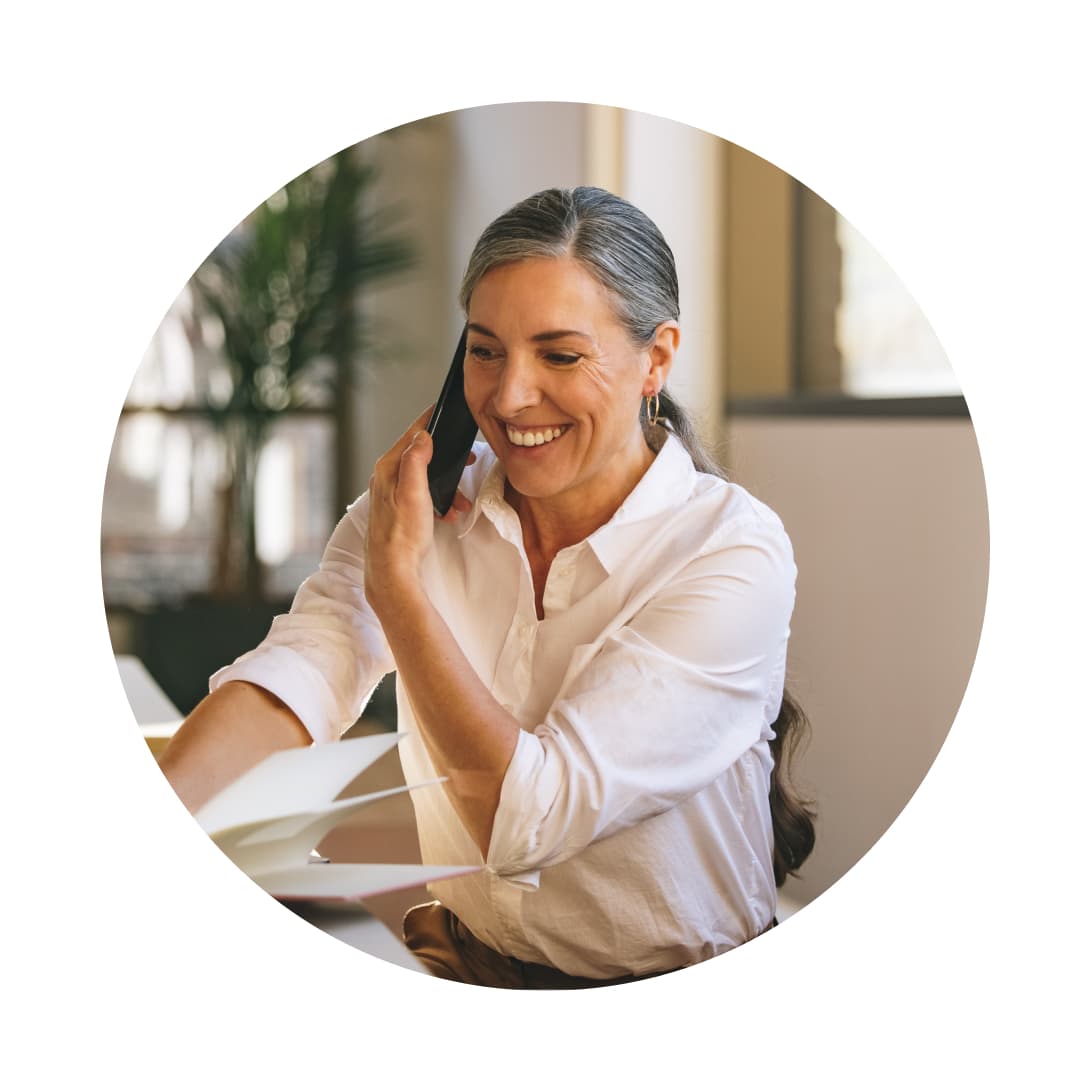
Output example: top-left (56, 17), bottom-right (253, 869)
top-left (463, 256), bottom-right (677, 558)
top-left (158, 186), bottom-right (815, 989)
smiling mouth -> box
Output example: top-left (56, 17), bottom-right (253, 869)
top-left (503, 423), bottom-right (572, 448)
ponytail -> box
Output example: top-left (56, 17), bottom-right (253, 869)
top-left (767, 689), bottom-right (817, 885)
top-left (643, 388), bottom-right (817, 886)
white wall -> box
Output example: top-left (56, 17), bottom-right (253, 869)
top-left (446, 102), bottom-right (587, 305)
top-left (351, 103), bottom-right (587, 493)
top-left (724, 415), bottom-right (989, 908)
top-left (354, 114), bottom-right (457, 497)
top-left (621, 110), bottom-right (728, 440)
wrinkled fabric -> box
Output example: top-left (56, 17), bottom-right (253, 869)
top-left (212, 433), bottom-right (796, 979)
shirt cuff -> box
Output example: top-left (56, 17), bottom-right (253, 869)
top-left (209, 645), bottom-right (347, 745)
top-left (484, 728), bottom-right (552, 888)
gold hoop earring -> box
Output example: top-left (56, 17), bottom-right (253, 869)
top-left (645, 392), bottom-right (661, 427)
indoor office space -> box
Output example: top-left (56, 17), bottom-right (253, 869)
top-left (102, 101), bottom-right (989, 971)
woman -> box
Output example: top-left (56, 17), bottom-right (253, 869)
top-left (160, 186), bottom-right (815, 988)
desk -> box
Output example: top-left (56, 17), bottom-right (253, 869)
top-left (280, 899), bottom-right (428, 973)
top-left (117, 653), bottom-right (184, 726)
top-left (117, 653), bottom-right (184, 759)
top-left (119, 656), bottom-right (433, 973)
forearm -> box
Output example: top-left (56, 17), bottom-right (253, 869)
top-left (363, 420), bottom-right (516, 856)
top-left (157, 680), bottom-right (312, 814)
top-left (377, 581), bottom-right (520, 858)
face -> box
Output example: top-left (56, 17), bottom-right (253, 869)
top-left (463, 255), bottom-right (675, 516)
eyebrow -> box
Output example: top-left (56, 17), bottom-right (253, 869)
top-left (467, 323), bottom-right (594, 343)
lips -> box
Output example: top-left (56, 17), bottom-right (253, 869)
top-left (503, 423), bottom-right (571, 448)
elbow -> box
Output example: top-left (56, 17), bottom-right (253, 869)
top-left (484, 728), bottom-right (597, 876)
top-left (440, 765), bottom-right (507, 863)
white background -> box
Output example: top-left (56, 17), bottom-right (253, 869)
top-left (4, 2), bottom-right (1087, 1062)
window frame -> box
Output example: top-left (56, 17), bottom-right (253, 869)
top-left (723, 143), bottom-right (966, 419)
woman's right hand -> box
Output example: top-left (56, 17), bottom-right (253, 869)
top-left (363, 409), bottom-right (474, 618)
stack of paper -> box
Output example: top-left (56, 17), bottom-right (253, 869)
top-left (194, 732), bottom-right (477, 899)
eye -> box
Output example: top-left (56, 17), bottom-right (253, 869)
top-left (469, 344), bottom-right (502, 362)
top-left (544, 352), bottom-right (582, 366)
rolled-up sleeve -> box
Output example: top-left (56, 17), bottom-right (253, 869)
top-left (209, 492), bottom-right (396, 743)
top-left (485, 515), bottom-right (796, 880)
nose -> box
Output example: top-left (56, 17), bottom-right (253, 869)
top-left (492, 352), bottom-right (541, 418)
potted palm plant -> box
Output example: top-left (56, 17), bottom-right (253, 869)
top-left (128, 143), bottom-right (413, 717)
top-left (189, 142), bottom-right (414, 601)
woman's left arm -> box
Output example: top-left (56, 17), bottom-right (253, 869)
top-left (485, 512), bottom-right (797, 881)
top-left (364, 412), bottom-right (520, 858)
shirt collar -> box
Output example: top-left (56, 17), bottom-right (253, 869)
top-left (458, 433), bottom-right (698, 570)
top-left (584, 433), bottom-right (696, 572)
top-left (458, 449), bottom-right (515, 541)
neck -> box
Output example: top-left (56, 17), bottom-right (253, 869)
top-left (505, 432), bottom-right (657, 563)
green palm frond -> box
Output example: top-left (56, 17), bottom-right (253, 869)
top-left (188, 143), bottom-right (415, 423)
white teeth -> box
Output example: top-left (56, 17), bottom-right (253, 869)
top-left (506, 425), bottom-right (567, 447)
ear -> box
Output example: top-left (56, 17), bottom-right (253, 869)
top-left (643, 320), bottom-right (679, 396)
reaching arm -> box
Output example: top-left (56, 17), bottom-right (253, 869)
top-left (157, 680), bottom-right (311, 814)
top-left (157, 473), bottom-right (402, 814)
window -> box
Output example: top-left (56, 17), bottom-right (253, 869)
top-left (101, 291), bottom-right (336, 610)
top-left (725, 144), bottom-right (964, 414)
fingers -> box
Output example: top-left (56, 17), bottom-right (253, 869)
top-left (404, 406), bottom-right (436, 452)
top-left (395, 430), bottom-right (432, 499)
top-left (384, 408), bottom-right (435, 463)
top-left (372, 410), bottom-right (476, 515)
top-left (371, 408), bottom-right (435, 491)
top-left (403, 429), bottom-right (433, 465)
top-left (437, 489), bottom-right (473, 524)
top-left (394, 406), bottom-right (435, 450)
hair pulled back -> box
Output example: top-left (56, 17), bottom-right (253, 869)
top-left (461, 187), bottom-right (816, 886)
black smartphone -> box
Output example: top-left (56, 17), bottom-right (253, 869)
top-left (425, 325), bottom-right (478, 516)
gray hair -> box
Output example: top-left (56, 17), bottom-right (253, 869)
top-left (459, 186), bottom-right (678, 344)
top-left (459, 186), bottom-right (725, 477)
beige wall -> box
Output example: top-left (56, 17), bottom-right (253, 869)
top-left (724, 415), bottom-right (989, 908)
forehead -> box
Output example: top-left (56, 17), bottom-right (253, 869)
top-left (468, 256), bottom-right (624, 330)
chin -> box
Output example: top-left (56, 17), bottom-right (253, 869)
top-left (503, 468), bottom-right (567, 501)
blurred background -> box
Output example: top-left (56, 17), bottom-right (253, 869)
top-left (102, 101), bottom-right (988, 919)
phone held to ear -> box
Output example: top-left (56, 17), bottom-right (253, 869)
top-left (426, 326), bottom-right (478, 516)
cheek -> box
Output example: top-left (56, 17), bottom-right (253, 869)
top-left (462, 368), bottom-right (487, 413)
top-left (583, 367), bottom-right (642, 422)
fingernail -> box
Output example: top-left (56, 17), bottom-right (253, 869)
top-left (411, 431), bottom-right (422, 444)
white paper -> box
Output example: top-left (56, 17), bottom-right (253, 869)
top-left (190, 732), bottom-right (480, 901)
top-left (212, 780), bottom-right (444, 877)
top-left (194, 731), bottom-right (404, 835)
top-left (256, 863), bottom-right (478, 900)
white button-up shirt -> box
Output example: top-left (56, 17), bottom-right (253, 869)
top-left (212, 433), bottom-right (797, 978)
